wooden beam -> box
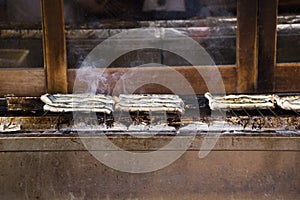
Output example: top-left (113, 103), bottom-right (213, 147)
top-left (67, 66), bottom-right (237, 95)
top-left (1, 63), bottom-right (299, 96)
top-left (0, 66), bottom-right (235, 96)
top-left (0, 69), bottom-right (45, 97)
top-left (237, 0), bottom-right (259, 93)
top-left (41, 0), bottom-right (67, 94)
top-left (257, 0), bottom-right (278, 93)
top-left (275, 63), bottom-right (300, 92)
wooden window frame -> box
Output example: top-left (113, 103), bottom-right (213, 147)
top-left (0, 0), bottom-right (299, 97)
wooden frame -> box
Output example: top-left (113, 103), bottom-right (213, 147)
top-left (237, 0), bottom-right (259, 93)
top-left (257, 0), bottom-right (278, 92)
top-left (41, 0), bottom-right (67, 94)
top-left (0, 0), bottom-right (299, 97)
top-left (0, 69), bottom-right (45, 97)
top-left (275, 63), bottom-right (300, 92)
top-left (67, 65), bottom-right (237, 95)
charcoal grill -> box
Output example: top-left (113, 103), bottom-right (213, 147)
top-left (0, 0), bottom-right (300, 199)
top-left (1, 95), bottom-right (300, 133)
top-left (0, 94), bottom-right (299, 199)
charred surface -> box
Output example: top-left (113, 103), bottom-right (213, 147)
top-left (0, 94), bottom-right (299, 133)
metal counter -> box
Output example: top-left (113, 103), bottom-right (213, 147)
top-left (0, 133), bottom-right (299, 199)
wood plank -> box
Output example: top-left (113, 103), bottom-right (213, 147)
top-left (278, 0), bottom-right (300, 7)
top-left (275, 63), bottom-right (300, 92)
top-left (68, 66), bottom-right (237, 95)
top-left (1, 64), bottom-right (298, 96)
top-left (237, 0), bottom-right (259, 93)
top-left (41, 0), bottom-right (67, 94)
top-left (257, 0), bottom-right (278, 92)
top-left (0, 69), bottom-right (45, 97)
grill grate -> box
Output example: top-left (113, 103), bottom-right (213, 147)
top-left (0, 95), bottom-right (299, 133)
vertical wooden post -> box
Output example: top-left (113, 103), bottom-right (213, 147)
top-left (237, 0), bottom-right (259, 93)
top-left (257, 0), bottom-right (278, 93)
top-left (41, 0), bottom-right (68, 94)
